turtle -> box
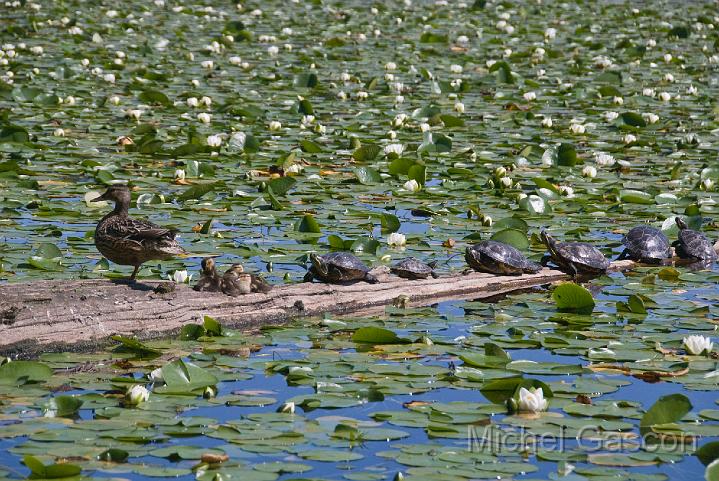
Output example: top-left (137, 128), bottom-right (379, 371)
top-left (390, 257), bottom-right (439, 280)
top-left (673, 217), bottom-right (717, 263)
top-left (617, 225), bottom-right (671, 264)
top-left (304, 252), bottom-right (379, 284)
top-left (465, 240), bottom-right (541, 275)
top-left (540, 230), bottom-right (610, 277)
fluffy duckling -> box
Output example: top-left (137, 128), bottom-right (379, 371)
top-left (221, 264), bottom-right (272, 296)
top-left (194, 257), bottom-right (222, 292)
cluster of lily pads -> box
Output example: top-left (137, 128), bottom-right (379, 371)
top-left (2, 0), bottom-right (719, 480)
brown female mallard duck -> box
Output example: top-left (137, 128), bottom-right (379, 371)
top-left (90, 185), bottom-right (186, 282)
top-left (194, 257), bottom-right (222, 292)
top-left (221, 264), bottom-right (272, 296)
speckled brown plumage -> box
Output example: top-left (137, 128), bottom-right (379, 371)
top-left (91, 185), bottom-right (186, 281)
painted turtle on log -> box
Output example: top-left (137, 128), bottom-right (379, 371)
top-left (304, 252), bottom-right (379, 284)
top-left (540, 231), bottom-right (610, 277)
top-left (618, 226), bottom-right (671, 264)
top-left (465, 240), bottom-right (541, 275)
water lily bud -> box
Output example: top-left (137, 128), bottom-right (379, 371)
top-left (624, 133), bottom-right (637, 144)
top-left (392, 113), bottom-right (407, 127)
top-left (642, 87), bottom-right (655, 97)
top-left (197, 112), bottom-right (211, 124)
top-left (454, 101), bottom-right (465, 113)
top-left (169, 270), bottom-right (191, 283)
top-left (53, 128), bottom-right (65, 137)
top-left (499, 176), bottom-right (512, 188)
top-left (663, 53), bottom-right (672, 63)
top-left (126, 385), bottom-right (150, 405)
top-left (387, 232), bottom-right (406, 247)
top-left (229, 56), bottom-right (242, 65)
top-left (267, 45), bottom-right (279, 56)
top-left (612, 96), bottom-right (623, 105)
top-left (200, 96), bottom-right (212, 107)
top-left (109, 95), bottom-right (120, 105)
top-left (582, 165), bottom-right (597, 178)
top-left (201, 60), bottom-right (214, 69)
top-left (517, 387), bottom-right (548, 413)
top-left (494, 166), bottom-right (507, 178)
top-left (643, 113), bottom-right (659, 124)
top-left (268, 120), bottom-right (282, 131)
top-left (523, 91), bottom-right (536, 101)
top-left (356, 91), bottom-right (369, 100)
top-left (419, 123), bottom-right (430, 132)
top-left (186, 97), bottom-right (199, 107)
top-left (658, 92), bottom-right (671, 102)
top-left (701, 178), bottom-right (715, 191)
top-left (684, 335), bottom-right (713, 355)
top-left (103, 73), bottom-right (116, 83)
top-left (541, 116), bottom-right (553, 128)
top-left (277, 401), bottom-right (295, 414)
top-left (403, 179), bottom-right (420, 192)
top-left (207, 134), bottom-right (222, 148)
top-left (203, 386), bottom-right (217, 399)
top-left (384, 143), bottom-right (404, 157)
top-left (664, 73), bottom-right (674, 82)
top-left (569, 123), bottom-right (585, 134)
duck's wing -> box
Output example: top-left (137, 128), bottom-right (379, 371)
top-left (106, 217), bottom-right (176, 241)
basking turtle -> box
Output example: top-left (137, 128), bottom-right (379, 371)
top-left (618, 226), bottom-right (671, 264)
top-left (390, 258), bottom-right (438, 280)
top-left (194, 257), bottom-right (222, 292)
top-left (540, 230), bottom-right (610, 277)
top-left (465, 240), bottom-right (541, 275)
top-left (304, 252), bottom-right (379, 284)
top-left (673, 217), bottom-right (717, 263)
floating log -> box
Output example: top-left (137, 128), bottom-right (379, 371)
top-left (0, 261), bottom-right (638, 357)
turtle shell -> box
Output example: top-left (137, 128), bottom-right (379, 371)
top-left (390, 257), bottom-right (435, 279)
top-left (311, 252), bottom-right (370, 282)
top-left (554, 241), bottom-right (610, 273)
top-left (675, 218), bottom-right (717, 261)
top-left (621, 226), bottom-right (671, 263)
top-left (465, 240), bottom-right (541, 275)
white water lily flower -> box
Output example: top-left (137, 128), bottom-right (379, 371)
top-left (197, 112), bottom-right (211, 124)
top-left (541, 116), bottom-right (553, 128)
top-left (267, 45), bottom-right (279, 56)
top-left (169, 270), bottom-right (192, 284)
top-left (688, 84), bottom-right (698, 95)
top-left (569, 123), bottom-right (585, 134)
top-left (624, 133), bottom-right (637, 144)
top-left (268, 120), bottom-right (282, 131)
top-left (642, 88), bottom-right (655, 97)
top-left (109, 95), bottom-right (120, 105)
top-left (595, 152), bottom-right (616, 166)
top-left (604, 111), bottom-right (619, 121)
top-left (384, 143), bottom-right (404, 156)
top-left (499, 176), bottom-right (512, 188)
top-left (454, 101), bottom-right (465, 114)
top-left (613, 96), bottom-right (624, 105)
top-left (149, 368), bottom-right (164, 383)
top-left (658, 92), bottom-right (671, 102)
top-left (186, 97), bottom-right (199, 107)
top-left (53, 128), bottom-right (65, 137)
top-left (450, 64), bottom-right (463, 74)
top-left (126, 385), bottom-right (150, 405)
top-left (684, 335), bottom-right (713, 355)
top-left (385, 61), bottom-right (397, 70)
top-left (523, 91), bottom-right (536, 101)
top-left (663, 53), bottom-right (673, 63)
top-left (278, 401), bottom-right (295, 413)
top-left (541, 149), bottom-right (554, 166)
top-left (340, 72), bottom-right (351, 82)
top-left (229, 131), bottom-right (246, 150)
top-left (207, 134), bottom-right (222, 147)
top-left (664, 73), bottom-right (674, 82)
top-left (200, 96), bottom-right (212, 107)
top-left (643, 113), bottom-right (660, 124)
top-left (285, 164), bottom-right (303, 174)
top-left (518, 387), bottom-right (548, 413)
top-left (356, 91), bottom-right (368, 100)
top-left (544, 27), bottom-right (557, 40)
top-left (103, 73), bottom-right (116, 83)
top-left (229, 56), bottom-right (242, 65)
top-left (559, 185), bottom-right (574, 197)
top-left (419, 123), bottom-right (430, 132)
top-left (387, 232), bottom-right (406, 247)
top-left (582, 165), bottom-right (597, 178)
top-left (201, 60), bottom-right (214, 69)
top-left (30, 45), bottom-right (43, 55)
top-left (127, 109), bottom-right (142, 121)
top-left (392, 113), bottom-right (408, 127)
top-left (701, 179), bottom-right (715, 191)
top-left (174, 169), bottom-right (185, 181)
top-left (403, 179), bottom-right (420, 192)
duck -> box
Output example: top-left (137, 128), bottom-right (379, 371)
top-left (194, 257), bottom-right (222, 292)
top-left (90, 185), bottom-right (186, 282)
top-left (221, 264), bottom-right (272, 296)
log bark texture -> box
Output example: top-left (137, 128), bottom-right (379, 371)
top-left (0, 261), bottom-right (636, 357)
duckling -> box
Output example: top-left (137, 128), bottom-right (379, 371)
top-left (221, 264), bottom-right (273, 296)
top-left (194, 257), bottom-right (222, 292)
top-left (90, 185), bottom-right (186, 282)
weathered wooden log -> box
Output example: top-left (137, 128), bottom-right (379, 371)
top-left (0, 261), bottom-right (637, 357)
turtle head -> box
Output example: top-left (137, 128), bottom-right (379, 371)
top-left (200, 257), bottom-right (216, 274)
top-left (540, 230), bottom-right (554, 247)
top-left (675, 217), bottom-right (688, 230)
top-left (309, 253), bottom-right (327, 276)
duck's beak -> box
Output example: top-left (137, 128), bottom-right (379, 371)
top-left (88, 192), bottom-right (107, 202)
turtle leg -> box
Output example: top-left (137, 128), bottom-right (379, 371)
top-left (540, 254), bottom-right (552, 267)
top-left (364, 272), bottom-right (380, 284)
top-left (430, 271), bottom-right (440, 279)
top-left (616, 249), bottom-right (628, 261)
top-left (569, 263), bottom-right (579, 282)
top-left (303, 271), bottom-right (314, 283)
